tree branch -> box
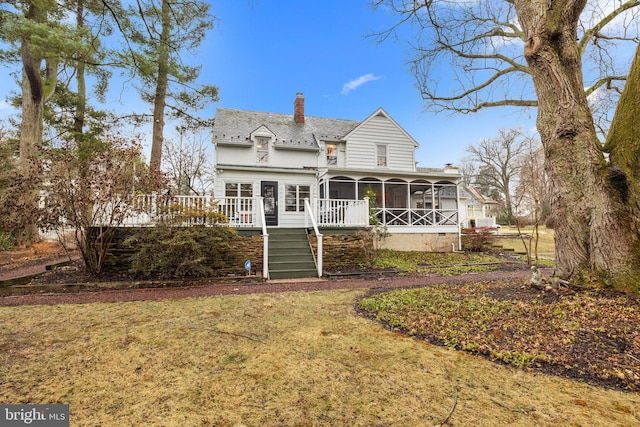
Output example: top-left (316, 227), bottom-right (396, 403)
top-left (436, 387), bottom-right (458, 426)
top-left (585, 75), bottom-right (627, 97)
top-left (579, 1), bottom-right (640, 55)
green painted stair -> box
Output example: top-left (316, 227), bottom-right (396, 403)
top-left (267, 228), bottom-right (318, 279)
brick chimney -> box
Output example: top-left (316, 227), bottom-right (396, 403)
top-left (294, 93), bottom-right (304, 124)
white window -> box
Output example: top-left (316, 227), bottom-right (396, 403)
top-left (326, 143), bottom-right (337, 166)
top-left (256, 137), bottom-right (269, 163)
top-left (285, 184), bottom-right (310, 212)
top-left (377, 145), bottom-right (387, 167)
top-left (225, 183), bottom-right (253, 220)
top-left (225, 183), bottom-right (253, 198)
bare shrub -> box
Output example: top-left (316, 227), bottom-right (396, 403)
top-left (40, 135), bottom-right (165, 275)
top-left (461, 227), bottom-right (496, 252)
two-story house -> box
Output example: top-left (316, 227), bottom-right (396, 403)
top-left (212, 93), bottom-right (462, 253)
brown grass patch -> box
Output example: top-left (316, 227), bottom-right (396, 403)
top-left (1, 290), bottom-right (639, 426)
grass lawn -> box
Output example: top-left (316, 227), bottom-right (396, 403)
top-left (1, 290), bottom-right (638, 426)
top-left (494, 226), bottom-right (555, 259)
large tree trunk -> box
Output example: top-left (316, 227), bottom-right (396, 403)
top-left (16, 2), bottom-right (59, 243)
top-left (19, 37), bottom-right (45, 243)
top-left (74, 0), bottom-right (86, 134)
top-left (604, 43), bottom-right (640, 283)
top-left (515, 0), bottom-right (640, 290)
top-left (149, 0), bottom-right (171, 172)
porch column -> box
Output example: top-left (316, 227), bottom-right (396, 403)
top-left (456, 182), bottom-right (462, 250)
top-left (431, 183), bottom-right (436, 220)
top-left (381, 181), bottom-right (386, 210)
top-left (381, 181), bottom-right (386, 225)
top-left (354, 179), bottom-right (358, 200)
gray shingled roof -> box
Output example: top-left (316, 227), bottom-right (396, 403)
top-left (212, 108), bottom-right (360, 150)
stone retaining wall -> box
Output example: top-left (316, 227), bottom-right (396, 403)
top-left (310, 229), bottom-right (374, 268)
top-left (100, 227), bottom-right (263, 277)
top-left (98, 227), bottom-right (373, 276)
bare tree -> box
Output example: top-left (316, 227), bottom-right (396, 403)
top-left (162, 128), bottom-right (214, 195)
top-left (457, 160), bottom-right (477, 188)
top-left (465, 129), bottom-right (527, 225)
top-left (374, 0), bottom-right (640, 290)
top-left (514, 135), bottom-right (548, 260)
top-left (371, 1), bottom-right (638, 133)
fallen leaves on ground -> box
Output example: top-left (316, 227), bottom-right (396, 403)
top-left (358, 280), bottom-right (639, 392)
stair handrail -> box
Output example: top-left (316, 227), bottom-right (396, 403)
top-left (304, 198), bottom-right (322, 277)
top-left (258, 196), bottom-right (268, 279)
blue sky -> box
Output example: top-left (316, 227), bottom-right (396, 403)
top-left (202, 0), bottom-right (535, 168)
top-left (0, 0), bottom-right (536, 168)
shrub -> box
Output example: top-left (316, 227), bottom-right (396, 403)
top-left (461, 227), bottom-right (496, 252)
top-left (0, 232), bottom-right (16, 251)
top-left (545, 215), bottom-right (555, 229)
top-left (125, 226), bottom-right (238, 278)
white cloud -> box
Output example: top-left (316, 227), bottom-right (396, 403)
top-left (341, 73), bottom-right (382, 95)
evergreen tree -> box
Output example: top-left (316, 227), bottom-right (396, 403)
top-left (124, 0), bottom-right (218, 172)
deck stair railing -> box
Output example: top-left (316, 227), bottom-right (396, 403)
top-left (258, 197), bottom-right (268, 279)
top-left (304, 198), bottom-right (322, 277)
top-left (313, 198), bottom-right (369, 227)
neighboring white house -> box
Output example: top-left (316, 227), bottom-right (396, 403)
top-left (212, 93), bottom-right (463, 251)
top-left (459, 187), bottom-right (500, 228)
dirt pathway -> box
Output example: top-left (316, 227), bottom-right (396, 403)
top-left (0, 267), bottom-right (548, 307)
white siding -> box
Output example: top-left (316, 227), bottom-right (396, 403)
top-left (214, 169), bottom-right (318, 228)
top-left (216, 144), bottom-right (318, 169)
top-left (213, 169), bottom-right (258, 201)
top-left (345, 115), bottom-right (416, 171)
top-left (215, 146), bottom-right (253, 166)
top-left (270, 148), bottom-right (318, 169)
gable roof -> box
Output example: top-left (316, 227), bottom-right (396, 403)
top-left (212, 108), bottom-right (359, 150)
top-left (342, 108), bottom-right (419, 148)
top-left (462, 187), bottom-right (499, 205)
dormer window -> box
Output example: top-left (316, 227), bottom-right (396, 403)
top-left (326, 143), bottom-right (337, 166)
top-left (256, 137), bottom-right (269, 163)
top-left (377, 144), bottom-right (387, 167)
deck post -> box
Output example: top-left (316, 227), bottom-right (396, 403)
top-left (317, 234), bottom-right (323, 277)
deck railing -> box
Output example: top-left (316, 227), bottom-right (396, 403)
top-left (118, 195), bottom-right (370, 228)
top-left (372, 208), bottom-right (458, 227)
top-left (313, 199), bottom-right (369, 227)
top-left (102, 195), bottom-right (456, 228)
top-left (304, 198), bottom-right (322, 277)
top-left (119, 194), bottom-right (260, 227)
